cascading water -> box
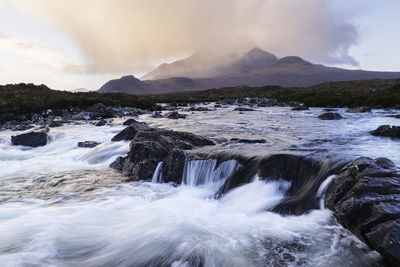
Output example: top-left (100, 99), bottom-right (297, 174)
top-left (151, 161), bottom-right (164, 183)
top-left (1, 106), bottom-right (396, 266)
top-left (181, 159), bottom-right (240, 191)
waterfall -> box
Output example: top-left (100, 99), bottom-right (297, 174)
top-left (316, 174), bottom-right (335, 209)
top-left (182, 159), bottom-right (240, 189)
top-left (151, 162), bottom-right (164, 183)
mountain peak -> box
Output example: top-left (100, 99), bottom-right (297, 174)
top-left (274, 56), bottom-right (311, 66)
top-left (245, 47), bottom-right (275, 57)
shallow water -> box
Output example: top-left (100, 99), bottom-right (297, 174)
top-left (0, 105), bottom-right (398, 266)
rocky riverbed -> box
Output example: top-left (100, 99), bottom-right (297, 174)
top-left (0, 101), bottom-right (399, 266)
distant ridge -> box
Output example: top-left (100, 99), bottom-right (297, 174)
top-left (98, 47), bottom-right (400, 95)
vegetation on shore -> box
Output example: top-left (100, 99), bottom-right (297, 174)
top-left (0, 83), bottom-right (155, 115)
top-left (1, 78), bottom-right (399, 121)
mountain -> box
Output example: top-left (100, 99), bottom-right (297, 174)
top-left (98, 48), bottom-right (400, 95)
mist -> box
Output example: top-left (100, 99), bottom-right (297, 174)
top-left (13, 0), bottom-right (359, 74)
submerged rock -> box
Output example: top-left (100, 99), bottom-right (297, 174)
top-left (346, 106), bottom-right (371, 113)
top-left (164, 111), bottom-right (187, 119)
top-left (370, 125), bottom-right (400, 139)
top-left (11, 131), bottom-right (48, 147)
top-left (317, 112), bottom-right (343, 120)
top-left (325, 157), bottom-right (400, 265)
top-left (230, 138), bottom-right (266, 143)
top-left (77, 141), bottom-right (101, 148)
top-left (234, 107), bottom-right (255, 112)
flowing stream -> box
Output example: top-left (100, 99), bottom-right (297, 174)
top-left (0, 105), bottom-right (399, 266)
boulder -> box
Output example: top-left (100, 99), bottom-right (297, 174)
top-left (325, 157), bottom-right (400, 265)
top-left (370, 125), bottom-right (400, 139)
top-left (346, 106), bottom-right (371, 113)
top-left (48, 120), bottom-right (63, 127)
top-left (317, 112), bottom-right (343, 120)
top-left (110, 123), bottom-right (214, 182)
top-left (387, 114), bottom-right (400, 119)
top-left (322, 108), bottom-right (338, 112)
top-left (77, 141), bottom-right (101, 148)
top-left (164, 111), bottom-right (187, 119)
top-left (111, 122), bottom-right (151, 141)
top-left (151, 111), bottom-right (163, 118)
top-left (123, 118), bottom-right (138, 125)
top-left (95, 119), bottom-right (107, 126)
top-left (188, 107), bottom-right (212, 111)
top-left (86, 103), bottom-right (116, 119)
top-left (234, 107), bottom-right (255, 112)
top-left (230, 138), bottom-right (266, 143)
top-left (11, 131), bottom-right (48, 147)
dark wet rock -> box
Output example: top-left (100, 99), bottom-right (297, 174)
top-left (77, 141), bottom-right (101, 148)
top-left (234, 107), bottom-right (255, 112)
top-left (11, 131), bottom-right (48, 147)
top-left (322, 108), bottom-right (338, 112)
top-left (188, 107), bottom-right (212, 111)
top-left (110, 123), bottom-right (214, 181)
top-left (230, 138), bottom-right (266, 143)
top-left (291, 104), bottom-right (309, 111)
top-left (111, 122), bottom-right (151, 141)
top-left (216, 99), bottom-right (237, 105)
top-left (86, 103), bottom-right (116, 119)
top-left (31, 113), bottom-right (45, 124)
top-left (387, 114), bottom-right (400, 119)
top-left (214, 104), bottom-right (222, 108)
top-left (317, 112), bottom-right (343, 120)
top-left (71, 112), bottom-right (95, 121)
top-left (122, 118), bottom-right (138, 125)
top-left (325, 157), bottom-right (400, 265)
top-left (151, 111), bottom-right (163, 118)
top-left (370, 125), bottom-right (400, 139)
top-left (164, 111), bottom-right (187, 119)
top-left (95, 119), bottom-right (107, 126)
top-left (48, 120), bottom-right (63, 127)
top-left (346, 106), bottom-right (371, 113)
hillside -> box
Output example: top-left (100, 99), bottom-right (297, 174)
top-left (99, 48), bottom-right (400, 95)
top-left (2, 78), bottom-right (399, 123)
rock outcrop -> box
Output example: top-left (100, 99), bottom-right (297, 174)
top-left (110, 123), bottom-right (214, 182)
top-left (325, 157), bottom-right (400, 265)
top-left (164, 111), bottom-right (187, 119)
top-left (111, 122), bottom-right (151, 141)
top-left (317, 112), bottom-right (343, 120)
top-left (77, 141), bottom-right (101, 148)
top-left (11, 131), bottom-right (48, 147)
top-left (370, 125), bottom-right (400, 139)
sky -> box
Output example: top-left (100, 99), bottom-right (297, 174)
top-left (0, 0), bottom-right (399, 91)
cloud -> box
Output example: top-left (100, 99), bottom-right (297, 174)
top-left (0, 34), bottom-right (84, 74)
top-left (11, 0), bottom-right (360, 73)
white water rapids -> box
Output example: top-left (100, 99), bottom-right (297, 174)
top-left (1, 105), bottom-right (396, 266)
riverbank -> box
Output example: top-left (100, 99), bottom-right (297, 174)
top-left (1, 78), bottom-right (400, 123)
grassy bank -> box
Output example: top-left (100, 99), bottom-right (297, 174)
top-left (1, 78), bottom-right (399, 121)
top-left (0, 83), bottom-right (155, 116)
